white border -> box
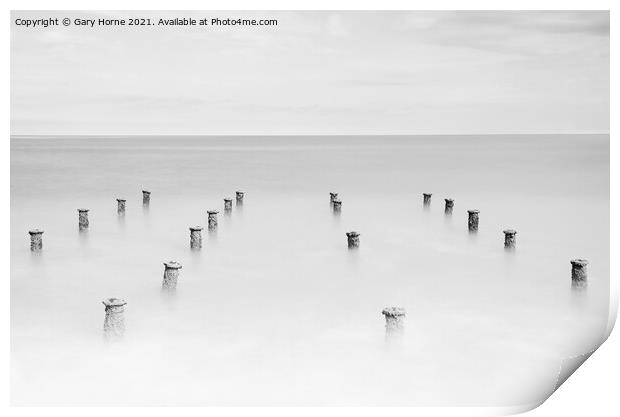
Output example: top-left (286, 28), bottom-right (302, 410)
top-left (3, 1), bottom-right (616, 415)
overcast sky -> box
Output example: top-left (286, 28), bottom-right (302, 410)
top-left (11, 11), bottom-right (609, 136)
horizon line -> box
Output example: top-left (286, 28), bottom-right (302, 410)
top-left (10, 132), bottom-right (610, 138)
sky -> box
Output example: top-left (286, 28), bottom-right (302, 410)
top-left (10, 11), bottom-right (609, 136)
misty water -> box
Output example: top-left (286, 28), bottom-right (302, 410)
top-left (10, 135), bottom-right (609, 406)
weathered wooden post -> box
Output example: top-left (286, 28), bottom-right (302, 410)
top-left (28, 229), bottom-right (44, 251)
top-left (102, 298), bottom-right (126, 339)
top-left (423, 193), bottom-right (432, 207)
top-left (236, 191), bottom-right (244, 205)
top-left (162, 261), bottom-right (182, 291)
top-left (346, 231), bottom-right (360, 249)
top-left (382, 307), bottom-right (406, 339)
top-left (503, 229), bottom-right (517, 249)
top-left (189, 226), bottom-right (203, 249)
top-left (571, 259), bottom-right (588, 288)
top-left (78, 209), bottom-right (89, 231)
top-left (444, 199), bottom-right (454, 215)
top-left (142, 190), bottom-right (151, 207)
top-left (330, 192), bottom-right (338, 204)
top-left (224, 198), bottom-right (233, 212)
top-left (207, 211), bottom-right (219, 231)
top-left (117, 199), bottom-right (126, 215)
top-left (468, 210), bottom-right (480, 232)
top-left (332, 199), bottom-right (342, 213)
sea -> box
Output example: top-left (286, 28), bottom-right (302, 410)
top-left (10, 134), bottom-right (610, 407)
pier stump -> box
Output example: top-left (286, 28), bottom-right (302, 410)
top-left (330, 192), bottom-right (338, 204)
top-left (142, 190), bottom-right (151, 207)
top-left (117, 199), bottom-right (126, 216)
top-left (346, 231), bottom-right (360, 249)
top-left (423, 193), bottom-right (432, 207)
top-left (571, 259), bottom-right (588, 288)
top-left (444, 199), bottom-right (454, 215)
top-left (78, 209), bottom-right (89, 231)
top-left (236, 191), bottom-right (244, 205)
top-left (382, 307), bottom-right (406, 339)
top-left (28, 229), bottom-right (44, 252)
top-left (102, 298), bottom-right (126, 339)
top-left (224, 198), bottom-right (233, 212)
top-left (503, 229), bottom-right (517, 249)
top-left (189, 226), bottom-right (203, 249)
top-left (468, 210), bottom-right (480, 232)
top-left (332, 199), bottom-right (342, 213)
top-left (207, 211), bottom-right (219, 231)
top-left (162, 261), bottom-right (182, 291)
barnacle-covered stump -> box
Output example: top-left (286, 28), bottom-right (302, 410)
top-left (382, 307), bottom-right (406, 338)
top-left (142, 190), bottom-right (151, 207)
top-left (444, 199), bottom-right (454, 215)
top-left (162, 261), bottom-right (182, 291)
top-left (28, 229), bottom-right (44, 251)
top-left (207, 211), bottom-right (219, 231)
top-left (503, 229), bottom-right (517, 249)
top-left (189, 226), bottom-right (203, 249)
top-left (346, 231), bottom-right (360, 249)
top-left (103, 298), bottom-right (127, 339)
top-left (116, 199), bottom-right (126, 216)
top-left (423, 193), bottom-right (432, 207)
top-left (468, 210), bottom-right (480, 232)
top-left (332, 199), bottom-right (342, 213)
top-left (571, 259), bottom-right (588, 288)
top-left (236, 191), bottom-right (244, 205)
top-left (78, 209), bottom-right (89, 231)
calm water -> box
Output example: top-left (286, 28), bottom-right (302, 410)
top-left (10, 135), bottom-right (610, 407)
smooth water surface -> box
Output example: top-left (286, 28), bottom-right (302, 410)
top-left (10, 135), bottom-right (610, 406)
